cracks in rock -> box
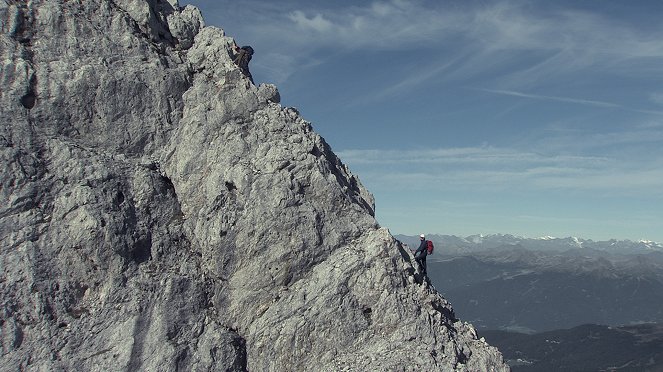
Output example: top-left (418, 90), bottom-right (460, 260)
top-left (8, 0), bottom-right (35, 49)
top-left (456, 348), bottom-right (469, 365)
top-left (430, 299), bottom-right (457, 324)
top-left (309, 139), bottom-right (375, 217)
top-left (126, 303), bottom-right (155, 371)
top-left (155, 169), bottom-right (183, 219)
top-left (208, 184), bottom-right (242, 240)
top-left (361, 305), bottom-right (373, 326)
top-left (224, 181), bottom-right (237, 192)
top-left (85, 347), bottom-right (114, 360)
top-left (131, 235), bottom-right (153, 264)
top-left (106, 0), bottom-right (177, 54)
top-left (8, 1), bottom-right (39, 113)
top-left (20, 72), bottom-right (37, 110)
top-left (230, 332), bottom-right (249, 372)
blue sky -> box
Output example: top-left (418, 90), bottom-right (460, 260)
top-left (182, 0), bottom-right (663, 242)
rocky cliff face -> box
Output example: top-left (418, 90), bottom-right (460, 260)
top-left (0, 1), bottom-right (508, 371)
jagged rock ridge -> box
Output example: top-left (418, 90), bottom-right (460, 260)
top-left (0, 1), bottom-right (508, 371)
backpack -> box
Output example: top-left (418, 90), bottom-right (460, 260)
top-left (426, 240), bottom-right (434, 255)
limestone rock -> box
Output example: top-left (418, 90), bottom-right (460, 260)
top-left (167, 5), bottom-right (205, 50)
top-left (0, 1), bottom-right (508, 371)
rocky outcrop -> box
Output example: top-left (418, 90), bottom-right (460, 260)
top-left (0, 1), bottom-right (508, 371)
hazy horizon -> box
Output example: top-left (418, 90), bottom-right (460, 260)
top-left (394, 231), bottom-right (662, 244)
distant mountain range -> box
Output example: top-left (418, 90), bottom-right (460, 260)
top-left (395, 233), bottom-right (663, 256)
top-left (395, 234), bottom-right (663, 370)
top-left (396, 234), bottom-right (663, 332)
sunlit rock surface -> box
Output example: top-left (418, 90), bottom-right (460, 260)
top-left (0, 1), bottom-right (508, 370)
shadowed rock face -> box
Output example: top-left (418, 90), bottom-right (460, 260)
top-left (0, 1), bottom-right (507, 371)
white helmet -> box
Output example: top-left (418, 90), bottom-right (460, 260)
top-left (420, 234), bottom-right (425, 238)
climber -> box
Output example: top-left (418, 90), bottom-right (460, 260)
top-left (413, 234), bottom-right (429, 275)
top-left (231, 42), bottom-right (254, 84)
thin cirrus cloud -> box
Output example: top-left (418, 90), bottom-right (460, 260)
top-left (280, 1), bottom-right (466, 49)
top-left (191, 0), bottom-right (663, 87)
top-left (476, 89), bottom-right (621, 108)
top-left (649, 93), bottom-right (663, 106)
top-left (338, 147), bottom-right (609, 166)
top-left (338, 146), bottom-right (663, 194)
top-left (197, 0), bottom-right (663, 93)
top-left (288, 10), bottom-right (334, 33)
top-left (478, 88), bottom-right (663, 116)
top-left (356, 163), bottom-right (663, 194)
top-left (266, 1), bottom-right (663, 64)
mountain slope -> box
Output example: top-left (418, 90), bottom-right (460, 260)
top-left (395, 234), bottom-right (663, 331)
top-left (482, 323), bottom-right (663, 371)
top-left (0, 1), bottom-right (506, 371)
top-left (427, 251), bottom-right (663, 332)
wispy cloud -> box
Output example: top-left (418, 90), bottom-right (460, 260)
top-left (475, 88), bottom-right (663, 116)
top-left (288, 10), bottom-right (333, 33)
top-left (339, 147), bottom-right (609, 167)
top-left (274, 1), bottom-right (467, 50)
top-left (528, 120), bottom-right (663, 155)
top-left (649, 93), bottom-right (663, 106)
top-left (196, 0), bottom-right (663, 92)
top-left (339, 145), bottom-right (663, 195)
top-left (354, 55), bottom-right (468, 104)
top-left (477, 89), bottom-right (621, 108)
top-left (250, 2), bottom-right (663, 70)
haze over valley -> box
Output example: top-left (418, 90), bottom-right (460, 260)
top-left (397, 233), bottom-right (663, 370)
